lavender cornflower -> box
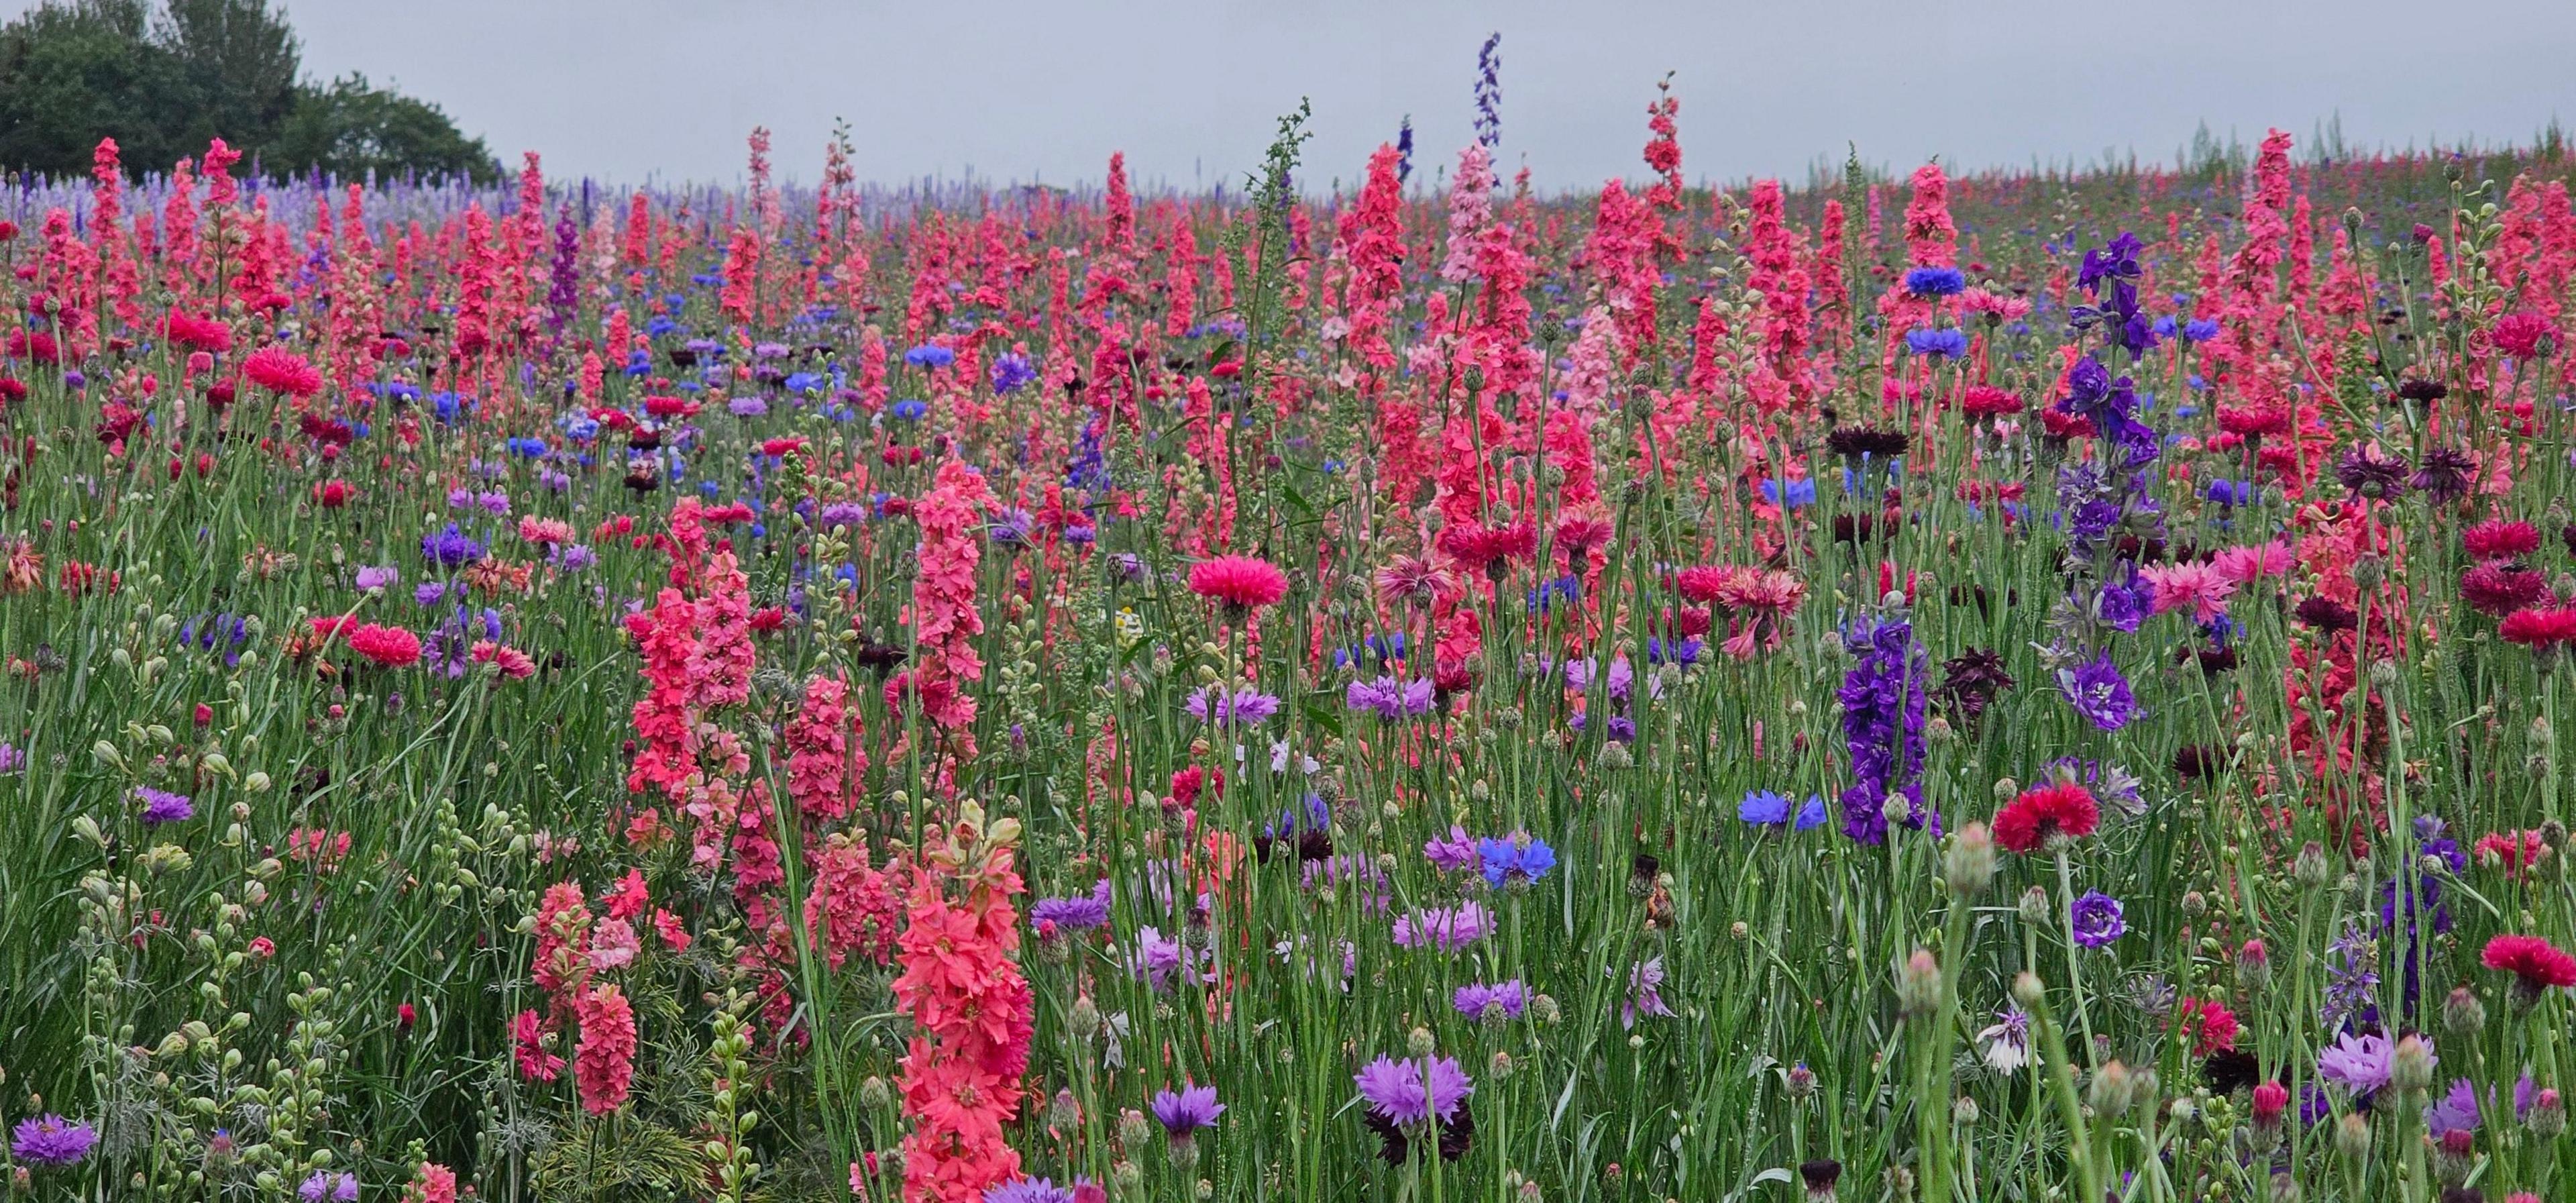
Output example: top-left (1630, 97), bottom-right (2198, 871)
top-left (2059, 653), bottom-right (2139, 731)
top-left (1837, 616), bottom-right (1930, 844)
top-left (1620, 957), bottom-right (1674, 1028)
top-left (1391, 901), bottom-right (1491, 952)
top-left (2068, 891), bottom-right (2127, 947)
top-left (1423, 827), bottom-right (1478, 872)
top-left (354, 565), bottom-right (400, 592)
top-left (1355, 1055), bottom-right (1474, 1125)
top-left (1345, 676), bottom-right (1434, 720)
top-left (9, 1114), bottom-right (97, 1165)
top-left (1187, 684), bottom-right (1282, 727)
top-left (137, 786), bottom-right (194, 825)
top-left (2318, 1031), bottom-right (2394, 1096)
top-left (1126, 926), bottom-right (1205, 991)
top-left (1030, 880), bottom-right (1112, 932)
top-left (0, 743), bottom-right (23, 773)
top-left (1452, 980), bottom-right (1529, 1022)
top-left (1150, 1084), bottom-right (1224, 1139)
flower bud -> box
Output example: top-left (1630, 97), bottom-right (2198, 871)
top-left (2011, 972), bottom-right (2045, 1008)
top-left (2088, 1060), bottom-right (2135, 1117)
top-left (2441, 986), bottom-right (2486, 1039)
top-left (2017, 886), bottom-right (2051, 925)
top-left (2390, 1034), bottom-right (2436, 1094)
top-left (1407, 1026), bottom-right (1437, 1059)
top-left (2237, 939), bottom-right (2271, 989)
top-left (2271, 1172), bottom-right (2302, 1203)
top-left (1785, 1062), bottom-right (1817, 1100)
top-left (1944, 823), bottom-right (1996, 898)
top-left (2293, 841), bottom-right (2332, 888)
top-left (2530, 1088), bottom-right (2564, 1137)
top-left (1117, 1108), bottom-right (1150, 1149)
top-left (1895, 949), bottom-right (1941, 1017)
top-left (2334, 1112), bottom-right (2372, 1161)
top-left (1069, 994), bottom-right (1102, 1038)
top-left (1048, 1088), bottom-right (1081, 1131)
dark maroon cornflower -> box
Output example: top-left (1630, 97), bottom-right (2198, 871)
top-left (1831, 513), bottom-right (1879, 543)
top-left (2563, 523), bottom-right (2576, 559)
top-left (2172, 745), bottom-right (2225, 781)
top-left (1937, 647), bottom-right (2015, 725)
top-left (1825, 426), bottom-right (1910, 460)
top-left (2337, 446), bottom-right (2410, 500)
top-left (2189, 645), bottom-right (2239, 675)
top-left (2397, 378), bottom-right (2449, 406)
top-left (2293, 596), bottom-right (2360, 632)
top-left (2412, 446), bottom-right (2476, 503)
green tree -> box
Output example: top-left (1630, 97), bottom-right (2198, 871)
top-left (271, 72), bottom-right (499, 184)
top-left (0, 0), bottom-right (195, 174)
top-left (0, 0), bottom-right (491, 182)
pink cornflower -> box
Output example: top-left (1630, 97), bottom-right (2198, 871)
top-left (2139, 561), bottom-right (2237, 625)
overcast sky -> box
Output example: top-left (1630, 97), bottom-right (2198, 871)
top-left (38, 0), bottom-right (2576, 191)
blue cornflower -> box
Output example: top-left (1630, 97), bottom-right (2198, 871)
top-left (1904, 266), bottom-right (1966, 297)
top-left (903, 345), bottom-right (955, 369)
top-left (1905, 327), bottom-right (1969, 359)
top-left (890, 399), bottom-right (929, 421)
top-left (1477, 835), bottom-right (1556, 888)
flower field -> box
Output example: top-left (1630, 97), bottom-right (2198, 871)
top-left (6, 87), bottom-right (2576, 1203)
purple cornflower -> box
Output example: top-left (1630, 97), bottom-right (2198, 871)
top-left (1150, 1084), bottom-right (1224, 1139)
top-left (1453, 980), bottom-right (1529, 1022)
top-left (354, 565), bottom-right (400, 592)
top-left (728, 396), bottom-right (770, 417)
top-left (1126, 925), bottom-right (1205, 991)
top-left (1391, 901), bottom-right (1491, 952)
top-left (1030, 880), bottom-right (1112, 932)
top-left (419, 524), bottom-right (486, 568)
top-left (2424, 1078), bottom-right (2480, 1137)
top-left (989, 352), bottom-right (1038, 394)
top-left (1620, 957), bottom-right (1674, 1028)
top-left (1837, 616), bottom-right (1930, 844)
top-left (414, 582), bottom-right (448, 606)
top-left (2058, 653), bottom-right (2139, 731)
top-left (9, 1114), bottom-right (97, 1165)
top-left (1355, 1055), bottom-right (1474, 1125)
top-left (137, 786), bottom-right (195, 825)
top-left (2068, 891), bottom-right (2127, 947)
top-left (297, 1171), bottom-right (360, 1202)
top-left (1423, 826), bottom-right (1478, 872)
top-left (0, 743), bottom-right (23, 774)
top-left (1187, 685), bottom-right (1282, 727)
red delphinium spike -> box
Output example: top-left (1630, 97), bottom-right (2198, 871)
top-left (573, 984), bottom-right (638, 1114)
top-left (894, 819), bottom-right (1032, 1201)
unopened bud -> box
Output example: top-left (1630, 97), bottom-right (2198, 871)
top-left (2294, 841), bottom-right (2332, 888)
top-left (2442, 987), bottom-right (2487, 1039)
top-left (1945, 823), bottom-right (1996, 897)
top-left (1895, 949), bottom-right (1941, 1016)
top-left (2335, 1112), bottom-right (2372, 1161)
top-left (2390, 1035), bottom-right (2436, 1094)
top-left (2088, 1061), bottom-right (2135, 1116)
